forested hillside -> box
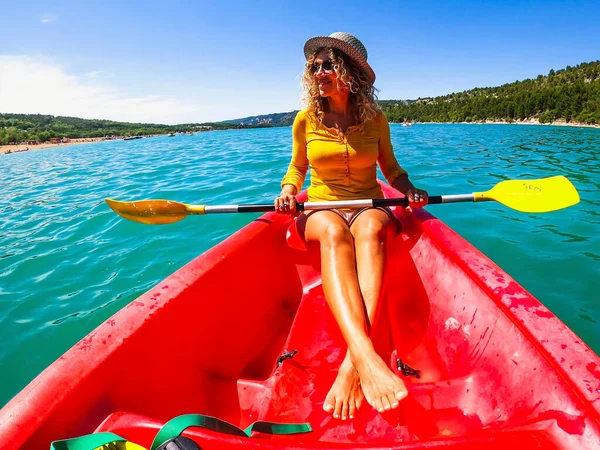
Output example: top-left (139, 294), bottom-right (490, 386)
top-left (380, 61), bottom-right (600, 124)
top-left (222, 111), bottom-right (298, 127)
top-left (0, 115), bottom-right (252, 145)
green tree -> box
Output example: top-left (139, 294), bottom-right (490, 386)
top-left (38, 131), bottom-right (52, 142)
top-left (6, 126), bottom-right (22, 144)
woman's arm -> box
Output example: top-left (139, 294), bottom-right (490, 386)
top-left (276, 112), bottom-right (308, 214)
top-left (391, 173), bottom-right (415, 194)
top-left (378, 114), bottom-right (428, 208)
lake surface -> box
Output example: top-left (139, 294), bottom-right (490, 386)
top-left (1, 124), bottom-right (598, 408)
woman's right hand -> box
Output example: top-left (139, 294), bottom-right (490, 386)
top-left (274, 191), bottom-right (298, 215)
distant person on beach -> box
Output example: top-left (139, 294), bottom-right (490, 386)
top-left (275, 32), bottom-right (428, 420)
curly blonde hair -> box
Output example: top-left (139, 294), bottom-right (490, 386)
top-left (302, 48), bottom-right (380, 125)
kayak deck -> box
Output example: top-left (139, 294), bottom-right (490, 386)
top-left (1, 184), bottom-right (600, 449)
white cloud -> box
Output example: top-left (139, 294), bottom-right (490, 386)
top-left (40, 13), bottom-right (58, 24)
top-left (83, 70), bottom-right (105, 79)
top-left (0, 55), bottom-right (205, 124)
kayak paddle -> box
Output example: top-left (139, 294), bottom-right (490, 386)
top-left (105, 176), bottom-right (579, 225)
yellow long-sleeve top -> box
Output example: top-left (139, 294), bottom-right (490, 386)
top-left (281, 109), bottom-right (407, 202)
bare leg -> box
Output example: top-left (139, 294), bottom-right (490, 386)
top-left (304, 210), bottom-right (406, 419)
top-left (304, 211), bottom-right (365, 419)
top-left (349, 209), bottom-right (407, 410)
top-left (350, 209), bottom-right (396, 329)
top-left (325, 209), bottom-right (406, 419)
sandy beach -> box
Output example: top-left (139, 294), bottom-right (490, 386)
top-left (0, 138), bottom-right (106, 156)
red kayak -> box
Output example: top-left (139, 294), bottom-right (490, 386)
top-left (1, 183), bottom-right (599, 449)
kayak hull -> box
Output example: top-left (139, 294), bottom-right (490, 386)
top-left (1, 183), bottom-right (599, 449)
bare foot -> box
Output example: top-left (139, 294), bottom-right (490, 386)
top-left (323, 356), bottom-right (364, 420)
top-left (354, 349), bottom-right (408, 413)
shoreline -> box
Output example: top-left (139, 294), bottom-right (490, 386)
top-left (0, 133), bottom-right (173, 156)
top-left (410, 119), bottom-right (600, 129)
top-left (0, 132), bottom-right (211, 156)
top-left (0, 138), bottom-right (106, 156)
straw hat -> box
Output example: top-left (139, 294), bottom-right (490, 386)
top-left (303, 32), bottom-right (376, 83)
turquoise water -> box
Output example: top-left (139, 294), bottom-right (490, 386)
top-left (1, 124), bottom-right (598, 408)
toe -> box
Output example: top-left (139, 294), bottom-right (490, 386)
top-left (395, 388), bottom-right (407, 401)
top-left (381, 395), bottom-right (392, 411)
top-left (348, 400), bottom-right (357, 419)
top-left (341, 400), bottom-right (349, 420)
top-left (333, 397), bottom-right (343, 419)
top-left (323, 388), bottom-right (337, 413)
top-left (386, 393), bottom-right (400, 409)
top-left (355, 394), bottom-right (364, 411)
top-left (394, 380), bottom-right (408, 401)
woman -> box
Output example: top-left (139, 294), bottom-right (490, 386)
top-left (275, 32), bottom-right (429, 420)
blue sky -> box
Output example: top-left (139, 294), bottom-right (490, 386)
top-left (1, 0), bottom-right (599, 124)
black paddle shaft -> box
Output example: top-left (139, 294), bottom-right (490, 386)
top-left (235, 196), bottom-right (443, 213)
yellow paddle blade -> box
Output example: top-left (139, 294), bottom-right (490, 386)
top-left (474, 176), bottom-right (580, 212)
top-left (105, 198), bottom-right (205, 224)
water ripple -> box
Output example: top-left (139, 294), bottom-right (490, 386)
top-left (0, 125), bottom-right (598, 407)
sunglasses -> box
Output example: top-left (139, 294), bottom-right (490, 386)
top-left (310, 60), bottom-right (334, 74)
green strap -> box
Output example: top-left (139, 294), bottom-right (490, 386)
top-left (244, 421), bottom-right (313, 435)
top-left (50, 415), bottom-right (312, 450)
top-left (51, 432), bottom-right (126, 450)
top-left (150, 415), bottom-right (243, 450)
top-left (150, 414), bottom-right (312, 450)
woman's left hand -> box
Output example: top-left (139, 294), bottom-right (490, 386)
top-left (406, 188), bottom-right (429, 209)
